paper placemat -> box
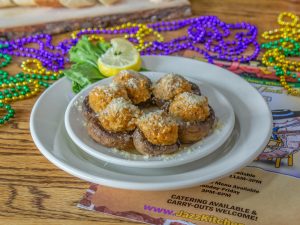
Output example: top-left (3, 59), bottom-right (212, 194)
top-left (78, 59), bottom-right (300, 225)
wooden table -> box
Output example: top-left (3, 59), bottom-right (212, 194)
top-left (1, 0), bottom-right (299, 224)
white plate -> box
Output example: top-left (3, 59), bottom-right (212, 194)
top-left (30, 56), bottom-right (272, 191)
top-left (65, 72), bottom-right (235, 168)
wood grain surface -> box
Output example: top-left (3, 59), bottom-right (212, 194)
top-left (0, 0), bottom-right (299, 224)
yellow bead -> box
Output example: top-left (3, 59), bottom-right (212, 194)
top-left (12, 96), bottom-right (18, 101)
top-left (19, 95), bottom-right (25, 100)
top-left (25, 93), bottom-right (31, 98)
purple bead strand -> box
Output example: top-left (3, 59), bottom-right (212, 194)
top-left (0, 15), bottom-right (260, 71)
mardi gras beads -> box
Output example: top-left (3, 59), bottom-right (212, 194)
top-left (0, 101), bottom-right (15, 124)
top-left (0, 46), bottom-right (15, 123)
top-left (262, 12), bottom-right (300, 41)
top-left (278, 12), bottom-right (299, 27)
top-left (71, 23), bottom-right (164, 52)
top-left (0, 73), bottom-right (44, 102)
top-left (87, 35), bottom-right (105, 42)
top-left (261, 12), bottom-right (300, 96)
top-left (0, 53), bottom-right (11, 68)
top-left (0, 44), bottom-right (54, 124)
top-left (1, 15), bottom-right (258, 71)
top-left (0, 70), bottom-right (52, 124)
top-left (1, 34), bottom-right (66, 71)
top-left (21, 59), bottom-right (63, 77)
top-left (143, 16), bottom-right (259, 63)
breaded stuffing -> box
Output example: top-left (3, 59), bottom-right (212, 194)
top-left (88, 83), bottom-right (128, 113)
top-left (99, 97), bottom-right (141, 132)
top-left (113, 70), bottom-right (151, 104)
top-left (169, 92), bottom-right (210, 121)
top-left (137, 110), bottom-right (178, 145)
top-left (152, 73), bottom-right (192, 100)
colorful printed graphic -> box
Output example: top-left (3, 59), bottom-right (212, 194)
top-left (259, 110), bottom-right (300, 162)
top-left (249, 84), bottom-right (300, 178)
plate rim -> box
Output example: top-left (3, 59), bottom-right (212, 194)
top-left (30, 55), bottom-right (273, 190)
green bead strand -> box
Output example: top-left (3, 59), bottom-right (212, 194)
top-left (0, 102), bottom-right (14, 124)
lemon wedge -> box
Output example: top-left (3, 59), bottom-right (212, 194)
top-left (97, 38), bottom-right (142, 77)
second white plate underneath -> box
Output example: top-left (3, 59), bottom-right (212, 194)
top-left (64, 72), bottom-right (235, 168)
top-left (30, 56), bottom-right (272, 191)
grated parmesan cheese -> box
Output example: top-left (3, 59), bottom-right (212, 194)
top-left (102, 97), bottom-right (139, 116)
top-left (138, 110), bottom-right (176, 127)
top-left (178, 92), bottom-right (207, 106)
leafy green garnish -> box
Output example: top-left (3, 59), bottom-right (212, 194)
top-left (64, 36), bottom-right (111, 93)
top-left (64, 36), bottom-right (148, 93)
top-left (69, 36), bottom-right (110, 68)
top-left (97, 41), bottom-right (111, 53)
top-left (72, 81), bottom-right (84, 94)
top-left (64, 63), bottom-right (105, 93)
